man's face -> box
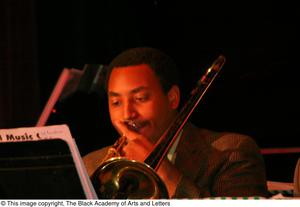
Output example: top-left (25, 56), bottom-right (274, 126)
top-left (107, 64), bottom-right (177, 143)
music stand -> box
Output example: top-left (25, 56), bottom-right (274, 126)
top-left (0, 125), bottom-right (97, 199)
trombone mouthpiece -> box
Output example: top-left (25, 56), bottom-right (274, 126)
top-left (124, 120), bottom-right (139, 131)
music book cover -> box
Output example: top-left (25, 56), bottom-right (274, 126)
top-left (0, 124), bottom-right (97, 199)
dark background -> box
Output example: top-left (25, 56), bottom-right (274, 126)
top-left (1, 0), bottom-right (299, 182)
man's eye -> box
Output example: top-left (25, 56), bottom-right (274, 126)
top-left (111, 100), bottom-right (121, 106)
top-left (135, 96), bottom-right (148, 102)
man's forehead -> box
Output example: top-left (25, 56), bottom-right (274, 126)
top-left (107, 64), bottom-right (165, 97)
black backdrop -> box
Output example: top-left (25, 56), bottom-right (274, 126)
top-left (2, 1), bottom-right (299, 182)
top-left (37, 0), bottom-right (299, 146)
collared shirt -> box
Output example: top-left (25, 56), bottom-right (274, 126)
top-left (167, 130), bottom-right (183, 164)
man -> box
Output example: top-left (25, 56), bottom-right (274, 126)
top-left (83, 47), bottom-right (268, 198)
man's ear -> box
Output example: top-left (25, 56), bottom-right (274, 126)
top-left (167, 85), bottom-right (180, 109)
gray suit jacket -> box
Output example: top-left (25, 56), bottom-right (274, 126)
top-left (83, 123), bottom-right (268, 198)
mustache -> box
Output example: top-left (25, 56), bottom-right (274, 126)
top-left (123, 120), bottom-right (148, 131)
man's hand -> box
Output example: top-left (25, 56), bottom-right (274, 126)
top-left (115, 120), bottom-right (182, 197)
top-left (115, 120), bottom-right (153, 162)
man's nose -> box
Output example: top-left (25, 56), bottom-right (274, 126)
top-left (123, 101), bottom-right (138, 120)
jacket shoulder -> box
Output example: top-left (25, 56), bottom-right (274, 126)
top-left (186, 124), bottom-right (259, 152)
top-left (210, 132), bottom-right (260, 152)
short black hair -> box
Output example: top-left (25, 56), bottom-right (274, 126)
top-left (105, 47), bottom-right (180, 94)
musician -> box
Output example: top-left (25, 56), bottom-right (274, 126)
top-left (83, 47), bottom-right (268, 198)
